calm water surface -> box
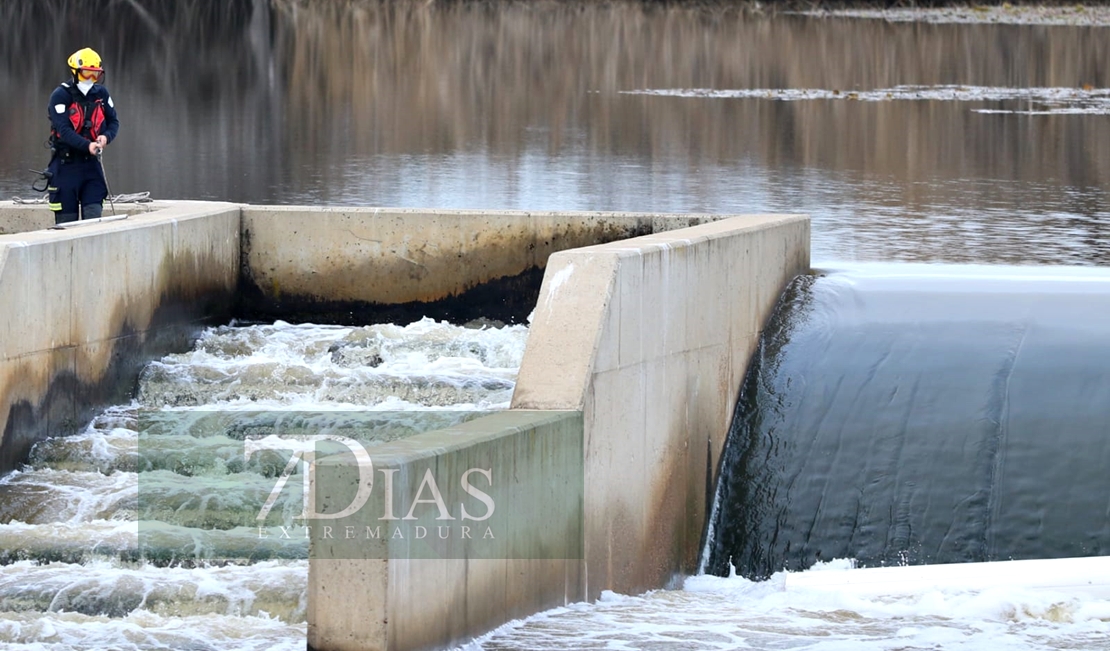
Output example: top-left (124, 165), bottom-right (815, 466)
top-left (1, 0), bottom-right (1108, 265)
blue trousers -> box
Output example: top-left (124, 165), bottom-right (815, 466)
top-left (47, 157), bottom-right (106, 224)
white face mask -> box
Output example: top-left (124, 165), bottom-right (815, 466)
top-left (76, 80), bottom-right (94, 95)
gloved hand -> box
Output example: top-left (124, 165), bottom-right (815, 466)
top-left (88, 136), bottom-right (107, 155)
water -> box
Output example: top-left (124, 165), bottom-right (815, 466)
top-left (3, 1), bottom-right (1110, 649)
top-left (2, 1), bottom-right (1108, 266)
top-left (463, 264), bottom-right (1110, 651)
top-left (705, 264), bottom-right (1110, 579)
top-left (0, 320), bottom-right (529, 649)
top-left (465, 562), bottom-right (1110, 650)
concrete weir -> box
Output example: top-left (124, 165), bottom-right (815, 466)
top-left (0, 201), bottom-right (239, 472)
top-left (514, 216), bottom-right (810, 598)
top-left (237, 206), bottom-right (724, 325)
top-left (0, 201), bottom-right (810, 651)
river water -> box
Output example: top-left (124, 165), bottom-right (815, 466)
top-left (2, 0), bottom-right (1109, 266)
top-left (2, 1), bottom-right (1110, 649)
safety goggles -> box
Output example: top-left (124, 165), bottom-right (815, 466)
top-left (77, 68), bottom-right (103, 82)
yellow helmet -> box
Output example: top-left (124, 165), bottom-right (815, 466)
top-left (67, 47), bottom-right (104, 80)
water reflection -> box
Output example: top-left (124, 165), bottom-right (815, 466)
top-left (0, 0), bottom-right (1107, 265)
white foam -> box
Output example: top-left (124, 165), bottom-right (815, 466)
top-left (0, 559), bottom-right (307, 621)
top-left (786, 556), bottom-right (1110, 599)
top-left (465, 560), bottom-right (1110, 650)
top-left (140, 319), bottom-right (528, 410)
top-left (0, 318), bottom-right (530, 650)
top-left (0, 610), bottom-right (306, 651)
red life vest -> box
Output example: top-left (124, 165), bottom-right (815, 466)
top-left (67, 98), bottom-right (106, 140)
top-left (50, 84), bottom-right (106, 148)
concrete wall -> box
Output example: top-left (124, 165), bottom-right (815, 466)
top-left (0, 200), bottom-right (809, 650)
top-left (0, 201), bottom-right (240, 472)
top-left (0, 201), bottom-right (168, 235)
top-left (0, 203), bottom-right (731, 475)
top-left (512, 214), bottom-right (810, 598)
top-left (307, 409), bottom-right (584, 651)
top-left (239, 207), bottom-right (723, 325)
top-left (305, 213), bottom-right (809, 651)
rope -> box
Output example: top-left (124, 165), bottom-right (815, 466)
top-left (109, 191), bottom-right (153, 203)
top-left (10, 191), bottom-right (153, 205)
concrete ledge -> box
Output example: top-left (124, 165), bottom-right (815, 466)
top-left (512, 214), bottom-right (810, 597)
top-left (0, 200), bottom-right (171, 235)
top-left (240, 207), bottom-right (725, 325)
top-left (0, 201), bottom-right (240, 472)
top-left (307, 409), bottom-right (584, 651)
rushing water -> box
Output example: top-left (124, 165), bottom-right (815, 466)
top-left (462, 265), bottom-right (1110, 651)
top-left (465, 563), bottom-right (1110, 651)
top-left (3, 1), bottom-right (1110, 649)
top-left (0, 320), bottom-right (528, 649)
top-left (705, 264), bottom-right (1110, 579)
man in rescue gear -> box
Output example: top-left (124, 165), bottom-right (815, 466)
top-left (46, 47), bottom-right (120, 224)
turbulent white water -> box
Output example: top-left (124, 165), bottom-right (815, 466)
top-left (0, 318), bottom-right (529, 650)
top-left (138, 319), bottom-right (524, 410)
top-left (466, 561), bottom-right (1110, 650)
top-left (6, 316), bottom-right (1110, 650)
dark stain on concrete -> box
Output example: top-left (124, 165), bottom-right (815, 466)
top-left (237, 265), bottom-right (547, 326)
top-left (235, 217), bottom-right (683, 327)
top-left (1, 215), bottom-right (706, 473)
top-left (0, 251), bottom-right (236, 475)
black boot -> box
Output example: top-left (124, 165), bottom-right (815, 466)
top-left (55, 212), bottom-right (78, 225)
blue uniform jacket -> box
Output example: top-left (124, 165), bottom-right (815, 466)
top-left (48, 82), bottom-right (120, 157)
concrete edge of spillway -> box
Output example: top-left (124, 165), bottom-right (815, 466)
top-left (0, 200), bottom-right (811, 651)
